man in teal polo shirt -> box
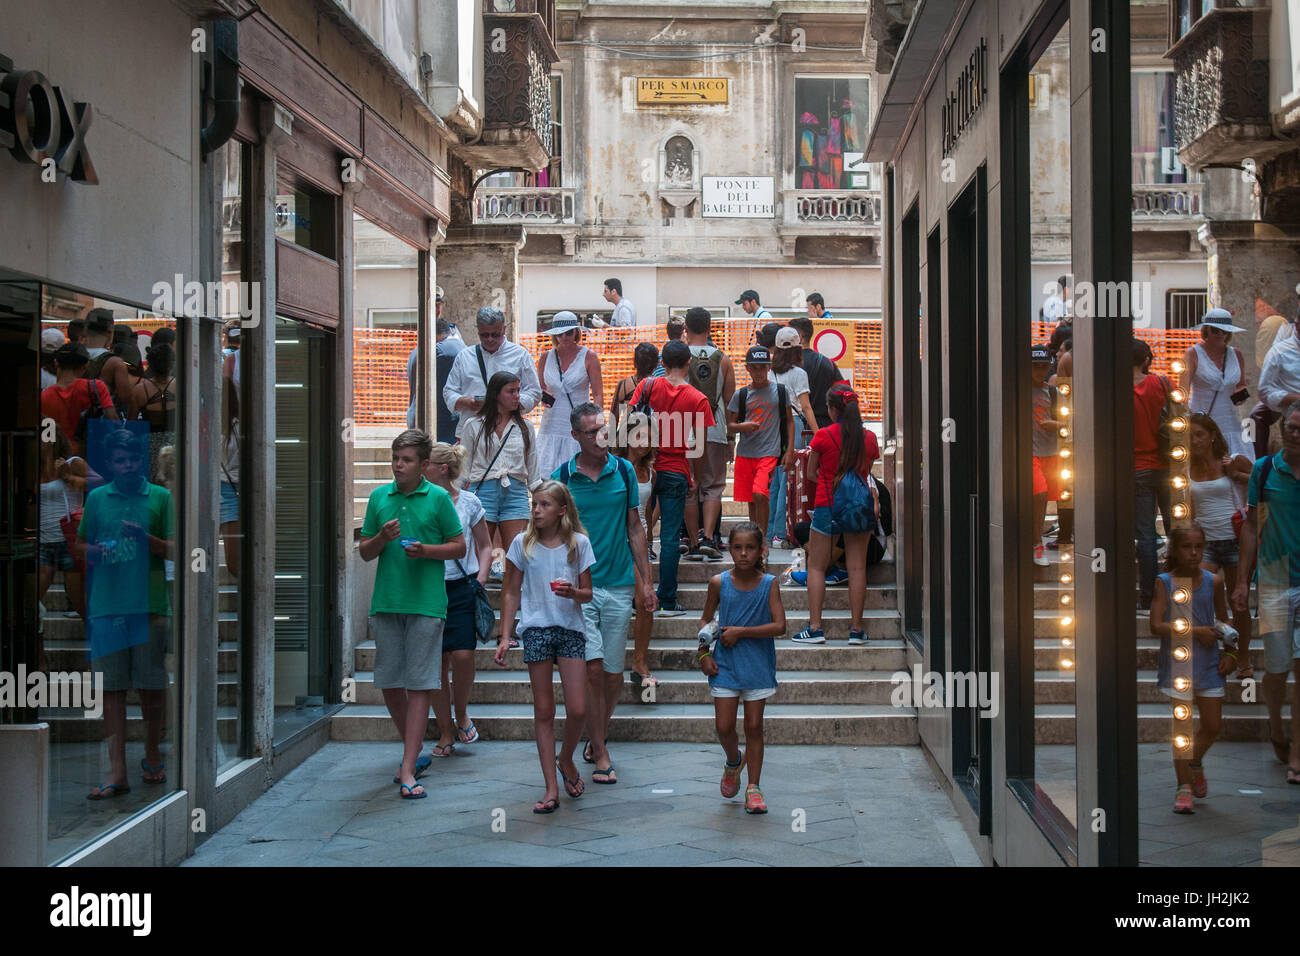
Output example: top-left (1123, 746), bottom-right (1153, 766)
top-left (554, 403), bottom-right (655, 785)
top-left (1234, 400), bottom-right (1300, 783)
top-left (360, 429), bottom-right (464, 798)
top-left (78, 428), bottom-right (174, 799)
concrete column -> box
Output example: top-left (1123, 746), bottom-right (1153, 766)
top-left (338, 171), bottom-right (363, 692)
top-left (437, 224), bottom-right (527, 343)
top-left (1197, 220), bottom-right (1300, 387)
top-left (246, 101), bottom-right (292, 767)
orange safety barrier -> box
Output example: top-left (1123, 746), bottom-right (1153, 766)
top-left (350, 323), bottom-right (1207, 429)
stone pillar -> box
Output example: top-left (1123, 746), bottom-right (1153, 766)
top-left (436, 224), bottom-right (528, 343)
top-left (1197, 220), bottom-right (1300, 386)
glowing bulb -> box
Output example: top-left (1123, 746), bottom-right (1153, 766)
top-left (1061, 659), bottom-right (1074, 669)
top-left (1060, 574), bottom-right (1072, 584)
top-left (1174, 734), bottom-right (1191, 750)
top-left (1060, 595), bottom-right (1072, 606)
top-left (1173, 645), bottom-right (1190, 662)
top-left (1059, 406), bottom-right (1071, 418)
top-left (1060, 448), bottom-right (1071, 459)
top-left (1060, 616), bottom-right (1073, 627)
top-left (1171, 360), bottom-right (1185, 374)
top-left (1170, 417), bottom-right (1187, 432)
top-left (1060, 551), bottom-right (1073, 563)
top-left (1172, 476), bottom-right (1187, 489)
top-left (1174, 676), bottom-right (1191, 691)
top-left (1173, 503), bottom-right (1188, 518)
top-left (1172, 587), bottom-right (1189, 604)
top-left (1171, 446), bottom-right (1187, 461)
top-left (1171, 389), bottom-right (1186, 403)
top-left (1173, 618), bottom-right (1190, 633)
top-left (1062, 637), bottom-right (1073, 647)
top-left (1059, 490), bottom-right (1071, 500)
top-left (1174, 704), bottom-right (1191, 721)
top-left (1059, 427), bottom-right (1070, 438)
top-left (1060, 468), bottom-right (1072, 480)
top-left (1058, 383), bottom-right (1071, 395)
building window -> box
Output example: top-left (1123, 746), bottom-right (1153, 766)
top-left (275, 175), bottom-right (337, 260)
top-left (1166, 288), bottom-right (1208, 329)
top-left (1171, 0), bottom-right (1214, 43)
top-left (795, 77), bottom-right (870, 190)
top-left (1131, 72), bottom-right (1185, 184)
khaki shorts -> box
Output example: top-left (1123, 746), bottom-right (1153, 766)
top-left (689, 441), bottom-right (731, 503)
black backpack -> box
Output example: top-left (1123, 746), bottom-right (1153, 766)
top-left (870, 474), bottom-right (893, 536)
top-left (736, 383), bottom-right (790, 456)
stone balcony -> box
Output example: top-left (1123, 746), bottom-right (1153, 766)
top-left (1131, 182), bottom-right (1205, 227)
top-left (474, 187), bottom-right (574, 224)
top-left (454, 0), bottom-right (559, 172)
top-left (777, 188), bottom-right (882, 257)
top-left (1167, 6), bottom-right (1290, 168)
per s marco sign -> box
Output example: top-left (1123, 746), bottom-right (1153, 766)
top-left (0, 52), bottom-right (98, 183)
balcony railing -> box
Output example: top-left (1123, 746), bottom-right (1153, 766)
top-left (474, 187), bottom-right (575, 225)
top-left (787, 189), bottom-right (882, 225)
top-left (471, 0), bottom-right (558, 171)
top-left (1131, 182), bottom-right (1204, 221)
top-left (1168, 6), bottom-right (1285, 167)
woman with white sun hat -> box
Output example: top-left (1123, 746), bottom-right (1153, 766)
top-left (1180, 307), bottom-right (1252, 459)
top-left (534, 311), bottom-right (603, 480)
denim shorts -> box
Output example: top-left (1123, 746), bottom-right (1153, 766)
top-left (521, 625), bottom-right (586, 663)
top-left (39, 541), bottom-right (75, 571)
top-left (471, 476), bottom-right (531, 522)
top-left (220, 480), bottom-right (239, 525)
top-left (1201, 538), bottom-right (1239, 568)
top-left (810, 505), bottom-right (838, 537)
top-left (710, 685), bottom-right (777, 702)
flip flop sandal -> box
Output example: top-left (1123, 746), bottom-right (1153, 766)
top-left (592, 766), bottom-right (617, 785)
top-left (533, 797), bottom-right (559, 814)
top-left (88, 783), bottom-right (131, 800)
top-left (393, 754), bottom-right (434, 783)
top-left (457, 721), bottom-right (479, 745)
top-left (140, 758), bottom-right (166, 785)
top-left (430, 743), bottom-right (456, 758)
top-left (582, 739), bottom-right (605, 764)
top-left (399, 782), bottom-right (427, 799)
top-left (557, 759), bottom-right (585, 798)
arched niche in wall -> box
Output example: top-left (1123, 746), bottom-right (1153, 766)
top-left (658, 132), bottom-right (701, 220)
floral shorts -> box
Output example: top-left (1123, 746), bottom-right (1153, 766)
top-left (521, 625), bottom-right (586, 663)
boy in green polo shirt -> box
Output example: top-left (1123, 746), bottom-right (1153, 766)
top-left (360, 429), bottom-right (465, 798)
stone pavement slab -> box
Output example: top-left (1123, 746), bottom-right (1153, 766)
top-left (183, 741), bottom-right (982, 867)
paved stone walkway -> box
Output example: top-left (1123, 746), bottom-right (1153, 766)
top-left (183, 741), bottom-right (982, 867)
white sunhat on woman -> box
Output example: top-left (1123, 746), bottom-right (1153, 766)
top-left (547, 311), bottom-right (581, 335)
top-left (1199, 307), bottom-right (1247, 334)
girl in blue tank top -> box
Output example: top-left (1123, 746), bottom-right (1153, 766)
top-left (697, 522), bottom-right (786, 814)
top-left (1149, 526), bottom-right (1236, 816)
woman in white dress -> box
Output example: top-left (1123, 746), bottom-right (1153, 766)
top-left (535, 311), bottom-right (603, 479)
top-left (1180, 310), bottom-right (1250, 459)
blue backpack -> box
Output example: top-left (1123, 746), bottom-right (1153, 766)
top-left (830, 469), bottom-right (877, 535)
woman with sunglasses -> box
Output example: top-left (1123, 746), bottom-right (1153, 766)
top-left (535, 311), bottom-right (603, 481)
top-left (1181, 309), bottom-right (1251, 460)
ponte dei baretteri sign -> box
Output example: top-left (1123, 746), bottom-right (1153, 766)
top-left (636, 77), bottom-right (729, 105)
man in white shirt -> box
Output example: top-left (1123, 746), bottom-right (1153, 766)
top-left (604, 278), bottom-right (636, 327)
top-left (442, 307), bottom-right (542, 439)
top-left (1251, 310), bottom-right (1297, 457)
top-left (736, 290), bottom-right (772, 320)
top-left (1259, 317), bottom-right (1300, 415)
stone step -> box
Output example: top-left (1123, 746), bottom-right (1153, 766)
top-left (44, 639), bottom-right (240, 674)
top-left (476, 581), bottom-right (896, 612)
top-left (1034, 670), bottom-right (1295, 705)
top-left (43, 585), bottom-right (239, 614)
top-left (1034, 704), bottom-right (1294, 744)
top-left (330, 702), bottom-right (919, 745)
top-left (351, 639), bottom-right (908, 673)
top-left (349, 668), bottom-right (901, 706)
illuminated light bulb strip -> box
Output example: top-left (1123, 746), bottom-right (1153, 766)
top-left (1169, 345), bottom-right (1194, 753)
top-left (1057, 373), bottom-right (1074, 674)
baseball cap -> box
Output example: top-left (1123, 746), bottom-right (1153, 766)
top-left (775, 326), bottom-right (801, 349)
top-left (41, 327), bottom-right (66, 352)
top-left (435, 286), bottom-right (444, 301)
top-left (735, 290), bottom-right (760, 305)
top-left (1031, 344), bottom-right (1052, 364)
top-left (745, 345), bottom-right (772, 365)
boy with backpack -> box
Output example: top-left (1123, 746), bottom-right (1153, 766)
top-left (726, 345), bottom-right (795, 550)
top-left (683, 307), bottom-right (735, 560)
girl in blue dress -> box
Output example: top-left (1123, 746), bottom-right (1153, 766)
top-left (697, 521), bottom-right (786, 813)
top-left (1149, 525), bottom-right (1236, 814)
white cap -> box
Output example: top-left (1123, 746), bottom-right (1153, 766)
top-left (775, 326), bottom-right (802, 349)
top-left (41, 327), bottom-right (66, 351)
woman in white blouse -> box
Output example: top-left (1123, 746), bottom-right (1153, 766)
top-left (460, 371), bottom-right (540, 555)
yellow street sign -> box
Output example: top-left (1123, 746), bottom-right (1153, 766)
top-left (636, 77), bottom-right (729, 105)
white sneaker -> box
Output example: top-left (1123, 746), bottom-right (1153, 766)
top-left (1033, 544), bottom-right (1049, 567)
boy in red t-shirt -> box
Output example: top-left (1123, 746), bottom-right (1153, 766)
top-left (629, 340), bottom-right (714, 615)
top-left (1133, 337), bottom-right (1174, 608)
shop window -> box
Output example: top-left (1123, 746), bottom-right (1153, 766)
top-left (1131, 72), bottom-right (1187, 185)
top-left (794, 77), bottom-right (870, 190)
top-left (275, 176), bottom-right (337, 260)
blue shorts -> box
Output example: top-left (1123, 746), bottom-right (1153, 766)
top-left (471, 477), bottom-right (530, 523)
top-left (220, 480), bottom-right (239, 524)
top-left (810, 505), bottom-right (839, 537)
top-left (39, 541), bottom-right (75, 571)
